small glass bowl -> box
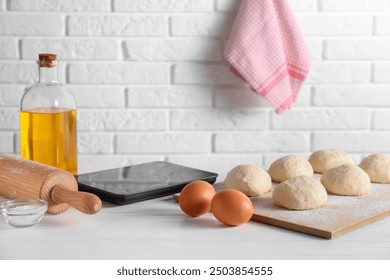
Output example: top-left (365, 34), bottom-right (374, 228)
top-left (0, 199), bottom-right (48, 228)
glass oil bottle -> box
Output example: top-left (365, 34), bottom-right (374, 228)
top-left (20, 54), bottom-right (78, 175)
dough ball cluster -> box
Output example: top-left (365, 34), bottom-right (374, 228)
top-left (222, 150), bottom-right (390, 212)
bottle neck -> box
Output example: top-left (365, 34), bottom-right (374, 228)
top-left (39, 66), bottom-right (58, 83)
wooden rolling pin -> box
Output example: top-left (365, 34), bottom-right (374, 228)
top-left (0, 152), bottom-right (102, 215)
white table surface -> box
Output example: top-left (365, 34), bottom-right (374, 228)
top-left (1, 165), bottom-right (390, 260)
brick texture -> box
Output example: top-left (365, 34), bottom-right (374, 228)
top-left (68, 63), bottom-right (169, 84)
top-left (0, 15), bottom-right (64, 35)
top-left (114, 0), bottom-right (213, 12)
top-left (375, 16), bottom-right (390, 35)
top-left (297, 15), bottom-right (372, 36)
top-left (0, 39), bottom-right (18, 59)
top-left (116, 133), bottom-right (211, 154)
top-left (77, 109), bottom-right (166, 131)
top-left (320, 0), bottom-right (390, 12)
top-left (170, 109), bottom-right (268, 130)
top-left (0, 132), bottom-right (14, 153)
top-left (0, 108), bottom-right (19, 129)
top-left (373, 110), bottom-right (390, 130)
top-left (271, 109), bottom-right (371, 130)
top-left (127, 86), bottom-right (213, 108)
top-left (214, 132), bottom-right (310, 153)
top-left (373, 63), bottom-right (390, 83)
top-left (0, 63), bottom-right (37, 83)
top-left (0, 86), bottom-right (25, 107)
top-left (313, 132), bottom-right (390, 152)
top-left (9, 0), bottom-right (110, 11)
top-left (78, 132), bottom-right (113, 154)
top-left (68, 87), bottom-right (125, 108)
top-left (68, 15), bottom-right (167, 36)
top-left (215, 86), bottom-right (311, 108)
top-left (22, 39), bottom-right (120, 60)
top-left (306, 63), bottom-right (370, 84)
top-left (325, 39), bottom-right (390, 60)
top-left (173, 63), bottom-right (243, 85)
top-left (123, 39), bottom-right (221, 61)
top-left (313, 86), bottom-right (390, 107)
top-left (170, 14), bottom-right (234, 38)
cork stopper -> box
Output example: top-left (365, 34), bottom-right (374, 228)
top-left (38, 53), bottom-right (57, 68)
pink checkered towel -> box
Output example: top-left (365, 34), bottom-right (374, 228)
top-left (224, 0), bottom-right (311, 113)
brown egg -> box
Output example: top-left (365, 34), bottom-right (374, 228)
top-left (179, 180), bottom-right (216, 217)
top-left (211, 189), bottom-right (253, 226)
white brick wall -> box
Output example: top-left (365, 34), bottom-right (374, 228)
top-left (307, 63), bottom-right (371, 84)
top-left (0, 14), bottom-right (64, 35)
top-left (325, 39), bottom-right (390, 60)
top-left (173, 63), bottom-right (242, 85)
top-left (214, 132), bottom-right (310, 153)
top-left (127, 86), bottom-right (213, 108)
top-left (319, 0), bottom-right (390, 12)
top-left (113, 0), bottom-right (213, 12)
top-left (0, 108), bottom-right (19, 129)
top-left (313, 132), bottom-right (390, 153)
top-left (0, 38), bottom-right (18, 59)
top-left (298, 15), bottom-right (372, 36)
top-left (68, 15), bottom-right (167, 36)
top-left (271, 109), bottom-right (371, 130)
top-left (68, 86), bottom-right (125, 108)
top-left (68, 63), bottom-right (169, 84)
top-left (9, 0), bottom-right (111, 12)
top-left (1, 0), bottom-right (390, 178)
top-left (123, 39), bottom-right (222, 61)
top-left (0, 62), bottom-right (36, 83)
top-left (116, 133), bottom-right (211, 154)
top-left (77, 109), bottom-right (167, 131)
top-left (313, 86), bottom-right (390, 107)
top-left (170, 14), bottom-right (234, 37)
top-left (0, 132), bottom-right (13, 153)
top-left (0, 85), bottom-right (24, 106)
top-left (170, 109), bottom-right (268, 130)
top-left (375, 16), bottom-right (390, 35)
top-left (22, 39), bottom-right (120, 60)
top-left (373, 63), bottom-right (390, 82)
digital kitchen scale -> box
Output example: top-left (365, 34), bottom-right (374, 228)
top-left (77, 161), bottom-right (218, 205)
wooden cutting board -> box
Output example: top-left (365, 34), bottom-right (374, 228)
top-left (173, 177), bottom-right (390, 239)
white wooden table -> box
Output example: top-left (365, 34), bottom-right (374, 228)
top-left (1, 165), bottom-right (389, 260)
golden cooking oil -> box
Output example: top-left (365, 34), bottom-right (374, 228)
top-left (20, 54), bottom-right (78, 175)
top-left (20, 108), bottom-right (77, 175)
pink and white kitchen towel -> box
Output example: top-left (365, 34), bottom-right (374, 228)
top-left (225, 0), bottom-right (311, 113)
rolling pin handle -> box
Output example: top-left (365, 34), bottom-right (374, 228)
top-left (50, 185), bottom-right (102, 215)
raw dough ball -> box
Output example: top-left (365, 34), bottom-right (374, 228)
top-left (268, 155), bottom-right (314, 183)
top-left (321, 164), bottom-right (371, 196)
top-left (359, 154), bottom-right (390, 184)
top-left (272, 176), bottom-right (327, 210)
top-left (224, 164), bottom-right (272, 197)
top-left (309, 149), bottom-right (354, 174)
